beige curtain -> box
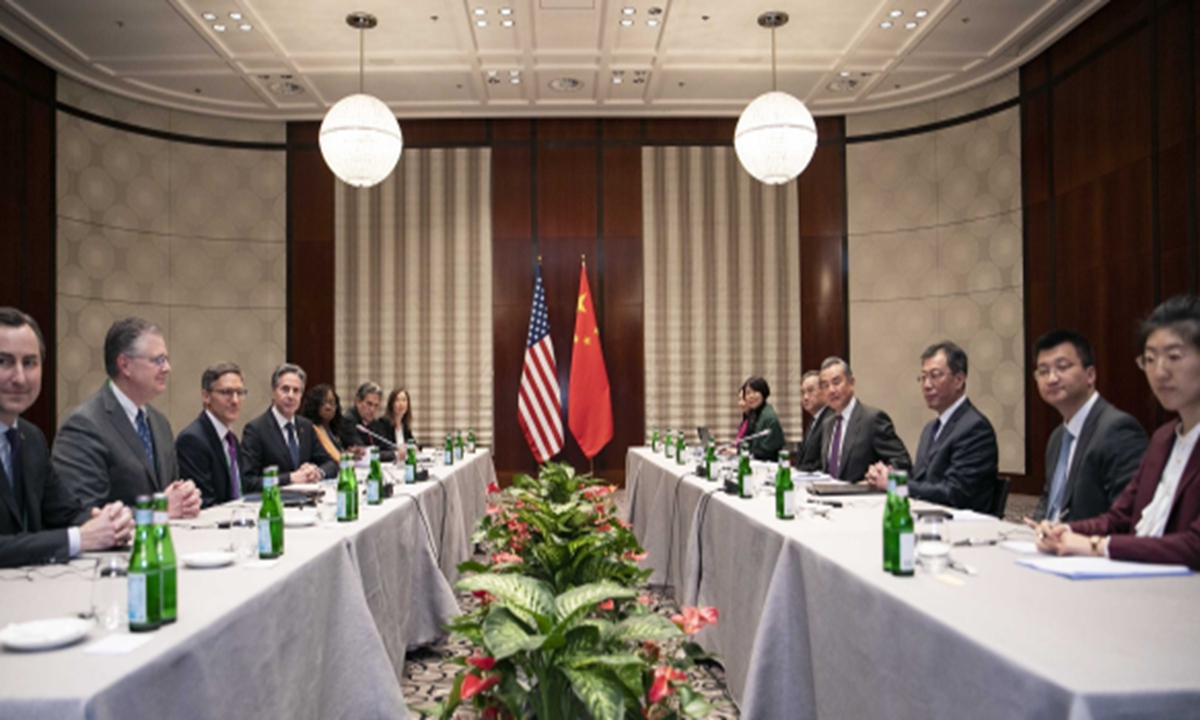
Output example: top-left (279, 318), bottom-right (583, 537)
top-left (335, 148), bottom-right (493, 447)
top-left (642, 146), bottom-right (802, 448)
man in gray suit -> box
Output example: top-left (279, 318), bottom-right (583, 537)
top-left (52, 317), bottom-right (202, 518)
top-left (810, 356), bottom-right (910, 481)
top-left (796, 370), bottom-right (830, 470)
top-left (866, 342), bottom-right (999, 512)
top-left (1032, 330), bottom-right (1148, 522)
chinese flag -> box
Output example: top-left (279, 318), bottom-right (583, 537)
top-left (568, 261), bottom-right (613, 459)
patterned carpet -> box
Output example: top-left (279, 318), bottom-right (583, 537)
top-left (402, 584), bottom-right (741, 719)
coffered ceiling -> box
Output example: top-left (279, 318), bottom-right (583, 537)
top-left (0, 0), bottom-right (1105, 120)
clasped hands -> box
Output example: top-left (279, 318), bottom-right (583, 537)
top-left (1022, 518), bottom-right (1105, 557)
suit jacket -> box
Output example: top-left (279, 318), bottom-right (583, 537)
top-left (176, 412), bottom-right (243, 508)
top-left (377, 417), bottom-right (416, 449)
top-left (1072, 421), bottom-right (1200, 569)
top-left (339, 408), bottom-right (395, 461)
top-left (52, 382), bottom-right (178, 511)
top-left (819, 400), bottom-right (911, 482)
top-left (797, 406), bottom-right (831, 471)
top-left (746, 402), bottom-right (785, 461)
top-left (1034, 397), bottom-right (1148, 522)
top-left (241, 408), bottom-right (337, 489)
top-left (908, 399), bottom-right (999, 513)
top-left (0, 419), bottom-right (91, 567)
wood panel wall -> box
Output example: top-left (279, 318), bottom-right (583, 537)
top-left (1021, 0), bottom-right (1200, 492)
top-left (0, 37), bottom-right (55, 437)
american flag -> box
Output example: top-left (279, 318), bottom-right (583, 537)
top-left (518, 267), bottom-right (563, 462)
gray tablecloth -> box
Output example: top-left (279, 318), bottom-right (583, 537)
top-left (625, 447), bottom-right (1200, 720)
top-left (0, 450), bottom-right (498, 719)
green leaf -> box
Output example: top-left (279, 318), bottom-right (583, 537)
top-left (554, 582), bottom-right (637, 623)
top-left (457, 573), bottom-right (555, 619)
top-left (678, 686), bottom-right (713, 718)
top-left (457, 559), bottom-right (489, 574)
top-left (482, 606), bottom-right (547, 660)
top-left (562, 652), bottom-right (644, 670)
top-left (561, 667), bottom-right (626, 720)
top-left (612, 663), bottom-right (644, 698)
top-left (610, 613), bottom-right (683, 643)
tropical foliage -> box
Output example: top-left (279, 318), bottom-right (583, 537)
top-left (423, 463), bottom-right (719, 720)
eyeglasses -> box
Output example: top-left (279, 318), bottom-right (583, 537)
top-left (135, 354), bottom-right (170, 367)
top-left (211, 388), bottom-right (249, 399)
top-left (916, 370), bottom-right (948, 384)
top-left (1033, 361), bottom-right (1076, 380)
top-left (1136, 349), bottom-right (1194, 372)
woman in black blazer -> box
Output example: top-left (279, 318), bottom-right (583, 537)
top-left (379, 388), bottom-right (416, 449)
top-left (301, 384), bottom-right (346, 460)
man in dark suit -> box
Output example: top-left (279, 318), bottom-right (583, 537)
top-left (52, 317), bottom-right (202, 518)
top-left (866, 342), bottom-right (999, 512)
top-left (1031, 330), bottom-right (1148, 522)
top-left (810, 356), bottom-right (910, 481)
top-left (176, 362), bottom-right (248, 507)
top-left (339, 381), bottom-right (394, 461)
top-left (797, 370), bottom-right (830, 470)
top-left (242, 363), bottom-right (337, 489)
top-left (0, 308), bottom-right (132, 567)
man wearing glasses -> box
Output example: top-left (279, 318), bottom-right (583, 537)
top-left (52, 317), bottom-right (203, 518)
top-left (864, 341), bottom-right (998, 512)
top-left (176, 363), bottom-right (249, 507)
top-left (1031, 330), bottom-right (1147, 522)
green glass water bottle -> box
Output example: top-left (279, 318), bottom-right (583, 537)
top-left (775, 451), bottom-right (794, 520)
top-left (337, 454), bottom-right (358, 522)
top-left (883, 471), bottom-right (899, 573)
top-left (467, 427), bottom-right (477, 454)
top-left (651, 427), bottom-right (660, 453)
top-left (675, 430), bottom-right (686, 465)
top-left (455, 429), bottom-right (464, 460)
top-left (444, 434), bottom-right (454, 465)
top-left (704, 439), bottom-right (716, 480)
top-left (128, 495), bottom-right (161, 632)
top-left (405, 446), bottom-right (418, 483)
top-left (737, 446), bottom-right (752, 499)
top-left (664, 427), bottom-right (674, 459)
top-left (891, 470), bottom-right (915, 576)
top-left (152, 493), bottom-right (177, 623)
top-left (259, 465), bottom-right (284, 557)
top-left (366, 446), bottom-right (383, 505)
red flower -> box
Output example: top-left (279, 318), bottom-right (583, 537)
top-left (491, 551), bottom-right (523, 565)
top-left (466, 653), bottom-right (496, 670)
top-left (648, 666), bottom-right (686, 704)
top-left (637, 595), bottom-right (652, 605)
top-left (487, 481), bottom-right (501, 494)
top-left (671, 606), bottom-right (719, 635)
top-left (461, 672), bottom-right (501, 700)
top-left (597, 523), bottom-right (613, 532)
top-left (641, 640), bottom-right (661, 662)
top-left (486, 503), bottom-right (502, 516)
top-left (582, 484), bottom-right (615, 500)
top-left (623, 550), bottom-right (648, 562)
top-left (597, 599), bottom-right (615, 611)
top-left (618, 519), bottom-right (633, 530)
top-left (595, 502), bottom-right (607, 515)
top-left (471, 590), bottom-right (496, 606)
top-left (696, 606), bottom-right (719, 625)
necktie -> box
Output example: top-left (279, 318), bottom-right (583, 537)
top-left (285, 422), bottom-right (300, 468)
top-left (919, 419), bottom-right (943, 471)
top-left (135, 409), bottom-right (156, 469)
top-left (1046, 430), bottom-right (1075, 520)
top-left (4, 427), bottom-right (23, 513)
top-left (828, 415), bottom-right (844, 479)
top-left (225, 432), bottom-right (242, 500)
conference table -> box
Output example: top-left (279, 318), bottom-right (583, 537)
top-left (625, 447), bottom-right (1200, 720)
top-left (0, 449), bottom-right (495, 720)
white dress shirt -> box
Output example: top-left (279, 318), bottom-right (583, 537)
top-left (933, 395), bottom-right (968, 443)
top-left (1, 417), bottom-right (80, 556)
top-left (828, 397), bottom-right (859, 466)
top-left (1062, 391), bottom-right (1101, 479)
top-left (1135, 420), bottom-right (1200, 538)
top-left (109, 380), bottom-right (145, 431)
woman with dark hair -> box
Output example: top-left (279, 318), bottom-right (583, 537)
top-left (1033, 295), bottom-right (1200, 569)
top-left (379, 388), bottom-right (416, 449)
top-left (301, 384), bottom-right (345, 460)
top-left (722, 385), bottom-right (752, 457)
top-left (742, 376), bottom-right (785, 461)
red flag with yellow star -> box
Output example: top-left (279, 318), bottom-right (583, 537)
top-left (568, 261), bottom-right (613, 458)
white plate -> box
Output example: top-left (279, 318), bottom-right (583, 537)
top-left (284, 511), bottom-right (318, 528)
top-left (0, 617), bottom-right (92, 651)
top-left (181, 551), bottom-right (235, 569)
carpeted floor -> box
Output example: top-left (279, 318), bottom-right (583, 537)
top-left (401, 584), bottom-right (741, 719)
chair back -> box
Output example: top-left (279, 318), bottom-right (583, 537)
top-left (991, 476), bottom-right (1012, 518)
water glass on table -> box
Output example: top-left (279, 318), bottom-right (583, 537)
top-left (91, 555), bottom-right (128, 631)
top-left (318, 479), bottom-right (338, 523)
top-left (229, 505), bottom-right (257, 559)
top-left (916, 513), bottom-right (952, 574)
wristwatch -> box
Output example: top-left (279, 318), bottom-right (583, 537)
top-left (1089, 535), bottom-right (1103, 556)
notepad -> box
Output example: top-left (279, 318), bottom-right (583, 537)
top-left (1016, 556), bottom-right (1193, 579)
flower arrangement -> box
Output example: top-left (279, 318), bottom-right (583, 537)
top-left (422, 463), bottom-right (719, 720)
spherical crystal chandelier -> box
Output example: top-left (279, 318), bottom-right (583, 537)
top-left (319, 12), bottom-right (403, 188)
top-left (734, 11), bottom-right (818, 185)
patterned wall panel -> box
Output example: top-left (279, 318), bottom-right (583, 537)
top-left (56, 77), bottom-right (286, 437)
top-left (334, 149), bottom-right (494, 449)
top-left (643, 146), bottom-right (802, 446)
top-left (846, 73), bottom-right (1025, 473)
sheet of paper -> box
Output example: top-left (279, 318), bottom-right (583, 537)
top-left (84, 634), bottom-right (155, 655)
top-left (949, 509), bottom-right (1002, 522)
top-left (1000, 540), bottom-right (1039, 555)
top-left (1015, 556), bottom-right (1192, 579)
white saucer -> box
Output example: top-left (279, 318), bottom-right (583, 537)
top-left (0, 617), bottom-right (93, 651)
top-left (181, 550), bottom-right (235, 569)
top-left (284, 511), bottom-right (318, 528)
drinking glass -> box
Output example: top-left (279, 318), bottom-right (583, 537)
top-left (318, 479), bottom-right (338, 523)
top-left (91, 555), bottom-right (127, 631)
top-left (916, 513), bottom-right (952, 574)
top-left (229, 505), bottom-right (257, 559)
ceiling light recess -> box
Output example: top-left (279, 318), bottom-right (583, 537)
top-left (734, 11), bottom-right (818, 185)
top-left (915, 9), bottom-right (928, 18)
top-left (201, 12), bottom-right (217, 21)
top-left (890, 9), bottom-right (903, 17)
top-left (319, 12), bottom-right (403, 189)
top-left (880, 21), bottom-right (893, 29)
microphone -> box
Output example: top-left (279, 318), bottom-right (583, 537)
top-left (716, 428), bottom-right (771, 453)
top-left (357, 424), bottom-right (400, 450)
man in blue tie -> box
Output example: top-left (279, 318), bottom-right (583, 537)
top-left (866, 342), bottom-right (999, 512)
top-left (0, 308), bottom-right (134, 567)
top-left (241, 363), bottom-right (336, 490)
top-left (1031, 330), bottom-right (1148, 522)
top-left (52, 317), bottom-right (202, 518)
top-left (176, 362), bottom-right (249, 507)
